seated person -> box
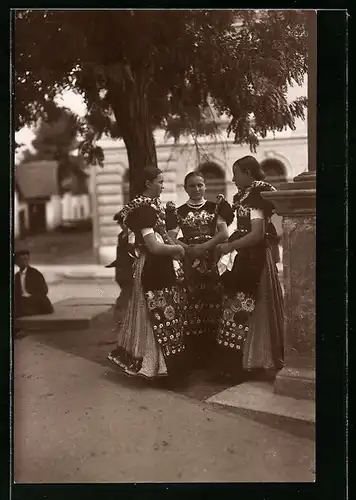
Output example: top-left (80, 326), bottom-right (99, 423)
top-left (14, 249), bottom-right (54, 318)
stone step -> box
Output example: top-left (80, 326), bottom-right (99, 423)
top-left (55, 265), bottom-right (283, 284)
top-left (59, 268), bottom-right (114, 281)
top-left (206, 381), bottom-right (315, 424)
top-left (15, 297), bottom-right (115, 332)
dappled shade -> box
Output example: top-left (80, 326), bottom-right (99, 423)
top-left (15, 10), bottom-right (308, 196)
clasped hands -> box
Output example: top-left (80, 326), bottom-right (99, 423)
top-left (172, 242), bottom-right (208, 262)
top-left (186, 243), bottom-right (209, 258)
top-left (172, 241), bottom-right (234, 261)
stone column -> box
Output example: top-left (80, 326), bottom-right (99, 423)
top-left (259, 10), bottom-right (317, 400)
top-left (262, 174), bottom-right (316, 400)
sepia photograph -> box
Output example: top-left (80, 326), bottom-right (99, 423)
top-left (12, 9), bottom-right (318, 484)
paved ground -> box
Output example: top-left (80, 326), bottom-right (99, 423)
top-left (13, 317), bottom-right (315, 483)
top-left (12, 233), bottom-right (309, 482)
top-left (46, 280), bottom-right (119, 304)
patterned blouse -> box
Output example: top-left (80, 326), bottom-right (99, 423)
top-left (166, 195), bottom-right (234, 244)
top-left (114, 196), bottom-right (177, 292)
top-left (230, 181), bottom-right (277, 240)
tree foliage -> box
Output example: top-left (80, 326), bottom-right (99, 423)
top-left (20, 107), bottom-right (89, 194)
top-left (15, 9), bottom-right (308, 194)
top-left (22, 107), bottom-right (79, 161)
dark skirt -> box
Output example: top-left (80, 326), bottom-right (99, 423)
top-left (215, 241), bottom-right (267, 379)
top-left (182, 249), bottom-right (223, 370)
top-left (243, 247), bottom-right (284, 371)
top-left (220, 241), bottom-right (266, 298)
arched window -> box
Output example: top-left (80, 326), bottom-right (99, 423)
top-left (260, 159), bottom-right (287, 186)
top-left (197, 161), bottom-right (226, 201)
top-left (122, 169), bottom-right (130, 205)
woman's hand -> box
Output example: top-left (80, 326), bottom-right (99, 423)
top-left (172, 245), bottom-right (185, 260)
top-left (216, 242), bottom-right (233, 256)
top-left (191, 243), bottom-right (208, 257)
top-left (184, 245), bottom-right (195, 257)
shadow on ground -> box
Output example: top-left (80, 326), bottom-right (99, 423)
top-left (16, 311), bottom-right (314, 442)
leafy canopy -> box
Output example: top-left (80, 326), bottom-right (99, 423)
top-left (15, 9), bottom-right (308, 168)
top-left (18, 106), bottom-right (89, 194)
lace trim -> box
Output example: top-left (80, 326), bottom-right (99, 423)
top-left (114, 196), bottom-right (163, 228)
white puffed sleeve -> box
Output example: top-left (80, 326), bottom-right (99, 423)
top-left (250, 208), bottom-right (264, 220)
top-left (141, 228), bottom-right (154, 237)
top-left (169, 226), bottom-right (180, 235)
top-left (216, 215), bottom-right (227, 228)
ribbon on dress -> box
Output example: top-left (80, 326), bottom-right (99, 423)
top-left (128, 229), bottom-right (135, 245)
top-left (217, 250), bottom-right (238, 276)
top-left (127, 229), bottom-right (139, 258)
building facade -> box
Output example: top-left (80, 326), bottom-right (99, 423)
top-left (14, 161), bottom-right (91, 239)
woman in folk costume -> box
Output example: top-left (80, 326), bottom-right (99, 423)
top-left (167, 171), bottom-right (234, 371)
top-left (215, 156), bottom-right (284, 382)
top-left (108, 166), bottom-right (187, 381)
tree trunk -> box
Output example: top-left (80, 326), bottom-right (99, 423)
top-left (110, 79), bottom-right (157, 199)
top-left (123, 124), bottom-right (157, 199)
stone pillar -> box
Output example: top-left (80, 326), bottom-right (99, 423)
top-left (259, 10), bottom-right (317, 400)
top-left (262, 174), bottom-right (316, 400)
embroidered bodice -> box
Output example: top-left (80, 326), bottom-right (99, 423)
top-left (114, 196), bottom-right (170, 247)
top-left (231, 181), bottom-right (276, 237)
top-left (178, 201), bottom-right (219, 243)
top-left (166, 195), bottom-right (234, 245)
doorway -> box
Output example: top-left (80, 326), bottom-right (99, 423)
top-left (18, 210), bottom-right (27, 239)
top-left (28, 201), bottom-right (47, 235)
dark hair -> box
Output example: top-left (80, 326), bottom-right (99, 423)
top-left (14, 249), bottom-right (30, 258)
top-left (233, 156), bottom-right (266, 181)
top-left (184, 171), bottom-right (205, 187)
top-left (135, 165), bottom-right (163, 194)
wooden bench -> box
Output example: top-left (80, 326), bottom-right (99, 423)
top-left (15, 297), bottom-right (116, 332)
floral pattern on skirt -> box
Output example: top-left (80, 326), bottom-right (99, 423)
top-left (146, 286), bottom-right (186, 358)
top-left (182, 249), bottom-right (223, 337)
top-left (216, 292), bottom-right (255, 351)
top-left (182, 281), bottom-right (223, 337)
